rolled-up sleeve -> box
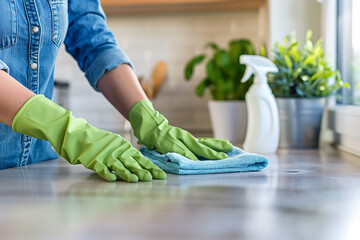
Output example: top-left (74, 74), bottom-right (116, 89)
top-left (0, 59), bottom-right (9, 73)
top-left (64, 0), bottom-right (134, 91)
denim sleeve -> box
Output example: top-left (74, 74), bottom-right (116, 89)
top-left (64, 0), bottom-right (134, 91)
top-left (0, 59), bottom-right (9, 73)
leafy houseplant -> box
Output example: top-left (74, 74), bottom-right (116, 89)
top-left (270, 30), bottom-right (350, 148)
top-left (184, 39), bottom-right (262, 143)
top-left (270, 30), bottom-right (349, 97)
top-left (184, 39), bottom-right (262, 100)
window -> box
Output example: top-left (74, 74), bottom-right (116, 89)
top-left (337, 0), bottom-right (360, 104)
top-left (328, 0), bottom-right (360, 156)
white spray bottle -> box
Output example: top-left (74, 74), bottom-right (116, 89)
top-left (240, 55), bottom-right (279, 153)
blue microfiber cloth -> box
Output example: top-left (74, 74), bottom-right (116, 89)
top-left (140, 146), bottom-right (268, 175)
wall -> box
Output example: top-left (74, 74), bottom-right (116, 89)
top-left (54, 10), bottom-right (264, 135)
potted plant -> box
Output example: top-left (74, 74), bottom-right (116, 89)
top-left (184, 39), bottom-right (263, 143)
top-left (269, 30), bottom-right (349, 148)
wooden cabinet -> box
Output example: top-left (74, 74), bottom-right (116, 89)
top-left (101, 0), bottom-right (266, 15)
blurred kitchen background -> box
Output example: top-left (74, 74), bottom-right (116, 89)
top-left (53, 0), bottom-right (322, 138)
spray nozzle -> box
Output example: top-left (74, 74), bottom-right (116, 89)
top-left (240, 55), bottom-right (278, 84)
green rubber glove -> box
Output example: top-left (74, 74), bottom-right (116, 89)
top-left (12, 95), bottom-right (166, 182)
top-left (129, 100), bottom-right (233, 160)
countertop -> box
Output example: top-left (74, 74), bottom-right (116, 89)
top-left (1, 147), bottom-right (360, 240)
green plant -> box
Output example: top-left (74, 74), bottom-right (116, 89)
top-left (184, 39), bottom-right (264, 100)
top-left (270, 30), bottom-right (349, 98)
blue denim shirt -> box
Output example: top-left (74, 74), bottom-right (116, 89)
top-left (0, 0), bottom-right (133, 169)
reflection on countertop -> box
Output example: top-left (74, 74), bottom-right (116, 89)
top-left (1, 146), bottom-right (360, 240)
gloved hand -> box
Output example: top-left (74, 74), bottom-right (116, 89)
top-left (129, 100), bottom-right (233, 160)
top-left (12, 95), bottom-right (166, 182)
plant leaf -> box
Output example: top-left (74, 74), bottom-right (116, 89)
top-left (184, 55), bottom-right (206, 80)
top-left (229, 39), bottom-right (255, 62)
top-left (310, 68), bottom-right (324, 81)
top-left (306, 30), bottom-right (313, 42)
top-left (206, 59), bottom-right (222, 82)
top-left (260, 45), bottom-right (267, 57)
top-left (206, 42), bottom-right (220, 51)
top-left (303, 55), bottom-right (316, 66)
top-left (214, 50), bottom-right (230, 67)
top-left (195, 78), bottom-right (211, 97)
top-left (284, 55), bottom-right (293, 69)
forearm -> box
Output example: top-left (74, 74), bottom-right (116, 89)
top-left (0, 70), bottom-right (35, 126)
top-left (97, 64), bottom-right (148, 119)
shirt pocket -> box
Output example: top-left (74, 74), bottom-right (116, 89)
top-left (49, 0), bottom-right (68, 47)
top-left (0, 0), bottom-right (18, 49)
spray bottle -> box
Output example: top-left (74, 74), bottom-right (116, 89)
top-left (240, 55), bottom-right (279, 153)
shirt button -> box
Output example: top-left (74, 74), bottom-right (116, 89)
top-left (30, 63), bottom-right (38, 70)
top-left (32, 26), bottom-right (39, 33)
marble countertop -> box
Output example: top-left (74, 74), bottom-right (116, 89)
top-left (1, 147), bottom-right (360, 240)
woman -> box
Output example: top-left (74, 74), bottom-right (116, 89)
top-left (0, 0), bottom-right (232, 182)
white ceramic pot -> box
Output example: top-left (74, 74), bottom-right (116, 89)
top-left (208, 100), bottom-right (247, 144)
